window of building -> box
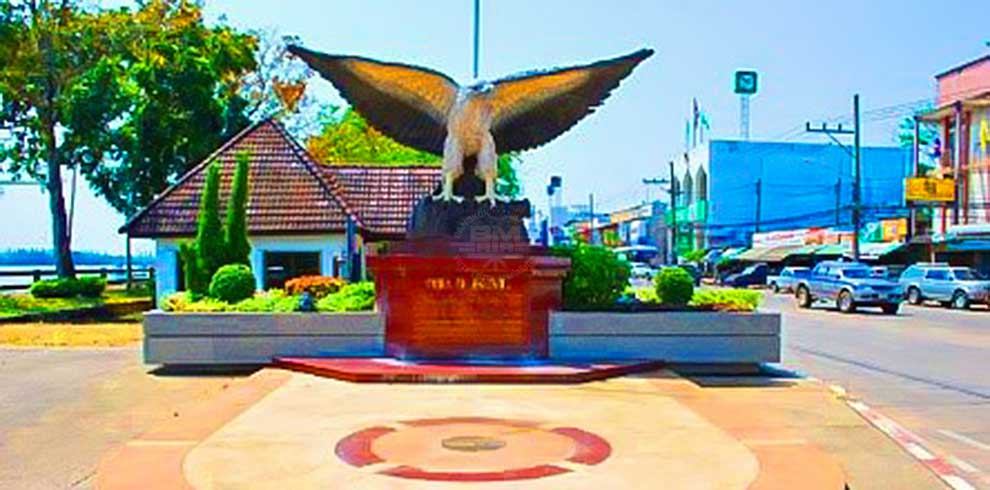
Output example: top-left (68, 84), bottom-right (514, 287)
top-left (263, 251), bottom-right (321, 289)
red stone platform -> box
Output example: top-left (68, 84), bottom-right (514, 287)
top-left (273, 357), bottom-right (664, 384)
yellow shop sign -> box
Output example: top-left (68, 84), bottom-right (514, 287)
top-left (905, 178), bottom-right (955, 202)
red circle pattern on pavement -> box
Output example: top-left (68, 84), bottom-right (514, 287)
top-left (334, 416), bottom-right (611, 482)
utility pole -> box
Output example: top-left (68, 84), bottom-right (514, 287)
top-left (472, 0), bottom-right (481, 79)
top-left (642, 177), bottom-right (668, 204)
top-left (754, 178), bottom-right (762, 234)
top-left (852, 94), bottom-right (861, 261)
top-left (908, 116), bottom-right (920, 242)
top-left (668, 160), bottom-right (678, 263)
top-left (806, 94), bottom-right (860, 261)
top-left (546, 176), bottom-right (561, 246)
top-left (835, 178), bottom-right (842, 226)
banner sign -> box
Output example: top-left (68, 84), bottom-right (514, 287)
top-left (752, 229), bottom-right (809, 247)
top-left (981, 119), bottom-right (988, 154)
top-left (905, 178), bottom-right (955, 202)
top-left (881, 218), bottom-right (908, 242)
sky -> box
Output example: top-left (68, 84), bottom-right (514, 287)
top-left (2, 0), bottom-right (988, 254)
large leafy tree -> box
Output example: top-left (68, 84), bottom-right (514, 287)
top-left (0, 0), bottom-right (122, 277)
top-left (83, 1), bottom-right (257, 216)
top-left (307, 106), bottom-right (522, 199)
top-left (0, 0), bottom-right (255, 278)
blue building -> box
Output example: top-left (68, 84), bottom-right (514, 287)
top-left (671, 140), bottom-right (912, 249)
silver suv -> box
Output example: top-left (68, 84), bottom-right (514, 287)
top-left (900, 263), bottom-right (990, 309)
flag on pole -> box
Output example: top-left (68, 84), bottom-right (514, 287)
top-left (684, 119), bottom-right (691, 153)
top-left (692, 98), bottom-right (700, 147)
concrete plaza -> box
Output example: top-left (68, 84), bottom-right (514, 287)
top-left (95, 367), bottom-right (942, 489)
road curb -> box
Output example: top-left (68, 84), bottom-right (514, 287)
top-left (839, 393), bottom-right (977, 490)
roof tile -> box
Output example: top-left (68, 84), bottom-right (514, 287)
top-left (122, 119), bottom-right (440, 240)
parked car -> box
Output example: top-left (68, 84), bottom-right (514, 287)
top-left (766, 267), bottom-right (810, 293)
top-left (899, 263), bottom-right (990, 309)
top-left (721, 263), bottom-right (768, 288)
top-left (678, 263), bottom-right (702, 286)
top-left (629, 262), bottom-right (657, 280)
top-left (795, 261), bottom-right (903, 314)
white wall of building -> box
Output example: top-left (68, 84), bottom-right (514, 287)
top-left (153, 233), bottom-right (347, 300)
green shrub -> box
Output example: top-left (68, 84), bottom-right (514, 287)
top-left (179, 241), bottom-right (207, 296)
top-left (29, 276), bottom-right (106, 298)
top-left (550, 244), bottom-right (631, 310)
top-left (161, 292), bottom-right (230, 312)
top-left (691, 289), bottom-right (762, 312)
top-left (75, 276), bottom-right (107, 297)
top-left (208, 264), bottom-right (255, 303)
top-left (654, 267), bottom-right (694, 306)
top-left (30, 278), bottom-right (77, 298)
top-left (195, 163), bottom-right (226, 292)
top-left (224, 151), bottom-right (252, 266)
top-left (316, 282), bottom-right (375, 312)
top-left (231, 290), bottom-right (301, 312)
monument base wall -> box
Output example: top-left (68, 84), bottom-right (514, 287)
top-left (368, 252), bottom-right (570, 360)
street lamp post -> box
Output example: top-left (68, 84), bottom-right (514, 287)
top-left (546, 176), bottom-right (561, 246)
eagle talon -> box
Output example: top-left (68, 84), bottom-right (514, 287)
top-left (432, 191), bottom-right (464, 203)
top-left (475, 193), bottom-right (508, 207)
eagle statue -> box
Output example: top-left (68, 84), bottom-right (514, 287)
top-left (289, 46), bottom-right (654, 205)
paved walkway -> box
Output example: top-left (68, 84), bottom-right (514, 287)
top-left (95, 368), bottom-right (946, 489)
top-left (0, 347), bottom-right (255, 490)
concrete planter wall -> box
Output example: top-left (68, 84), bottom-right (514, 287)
top-left (548, 311), bottom-right (780, 364)
top-left (143, 311), bottom-right (383, 365)
top-left (145, 309), bottom-right (779, 366)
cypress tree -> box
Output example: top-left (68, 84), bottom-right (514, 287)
top-left (195, 162), bottom-right (225, 289)
top-left (178, 241), bottom-right (204, 295)
top-left (224, 151), bottom-right (252, 266)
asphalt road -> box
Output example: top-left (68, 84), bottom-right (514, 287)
top-left (766, 292), bottom-right (990, 488)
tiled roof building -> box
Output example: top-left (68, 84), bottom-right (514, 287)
top-left (121, 119), bottom-right (441, 240)
top-left (122, 118), bottom-right (442, 297)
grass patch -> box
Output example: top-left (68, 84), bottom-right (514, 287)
top-left (690, 289), bottom-right (763, 312)
top-left (0, 287), bottom-right (150, 319)
top-left (0, 322), bottom-right (142, 347)
top-left (627, 286), bottom-right (763, 312)
top-left (162, 282), bottom-right (376, 313)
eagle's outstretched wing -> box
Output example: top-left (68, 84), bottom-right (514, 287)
top-left (489, 48), bottom-right (653, 154)
top-left (289, 46), bottom-right (459, 155)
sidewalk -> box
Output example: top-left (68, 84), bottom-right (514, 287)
top-left (97, 368), bottom-right (945, 489)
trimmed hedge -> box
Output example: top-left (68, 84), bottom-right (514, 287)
top-left (691, 289), bottom-right (763, 312)
top-left (162, 282), bottom-right (377, 313)
top-left (654, 267), bottom-right (694, 306)
top-left (208, 264), bottom-right (255, 303)
top-left (316, 282), bottom-right (375, 312)
top-left (550, 244), bottom-right (631, 310)
top-left (29, 276), bottom-right (107, 299)
top-left (284, 275), bottom-right (344, 299)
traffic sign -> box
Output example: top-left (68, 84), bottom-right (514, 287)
top-left (734, 71), bottom-right (758, 95)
